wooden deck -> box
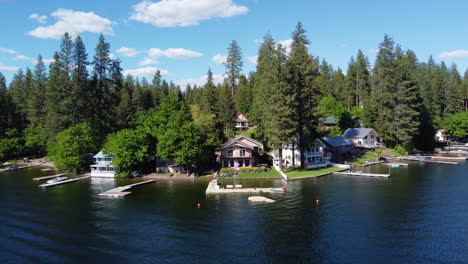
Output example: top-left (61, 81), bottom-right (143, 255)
top-left (99, 180), bottom-right (156, 198)
top-left (39, 175), bottom-right (91, 188)
top-left (205, 180), bottom-right (286, 194)
top-left (332, 171), bottom-right (391, 178)
top-left (33, 173), bottom-right (67, 181)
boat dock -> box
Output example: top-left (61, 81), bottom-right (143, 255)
top-left (332, 171), bottom-right (391, 178)
top-left (431, 156), bottom-right (467, 162)
top-left (33, 173), bottom-right (67, 181)
top-left (39, 175), bottom-right (91, 188)
top-left (402, 157), bottom-right (459, 165)
top-left (206, 180), bottom-right (286, 194)
top-left (0, 165), bottom-right (34, 172)
top-left (99, 180), bottom-right (156, 198)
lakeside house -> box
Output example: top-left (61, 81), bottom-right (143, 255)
top-left (319, 117), bottom-right (338, 128)
top-left (272, 138), bottom-right (331, 169)
top-left (342, 128), bottom-right (382, 149)
top-left (90, 151), bottom-right (115, 178)
top-left (435, 129), bottom-right (448, 142)
top-left (155, 157), bottom-right (186, 174)
top-left (234, 112), bottom-right (251, 131)
top-left (322, 136), bottom-right (355, 154)
top-left (218, 135), bottom-right (263, 168)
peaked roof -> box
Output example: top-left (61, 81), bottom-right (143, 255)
top-left (220, 135), bottom-right (263, 149)
top-left (93, 151), bottom-right (113, 158)
top-left (234, 112), bottom-right (250, 122)
top-left (320, 116), bottom-right (338, 125)
top-left (322, 136), bottom-right (354, 147)
top-left (342, 128), bottom-right (378, 138)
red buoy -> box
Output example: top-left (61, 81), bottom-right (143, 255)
top-left (316, 199), bottom-right (320, 206)
top-left (254, 187), bottom-right (256, 190)
top-left (197, 203), bottom-right (201, 209)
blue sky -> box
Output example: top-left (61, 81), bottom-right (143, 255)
top-left (1, 0), bottom-right (468, 86)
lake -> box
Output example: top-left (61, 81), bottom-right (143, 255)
top-left (0, 160), bottom-right (467, 263)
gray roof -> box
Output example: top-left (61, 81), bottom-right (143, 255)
top-left (342, 128), bottom-right (376, 138)
top-left (320, 116), bottom-right (338, 125)
top-left (322, 136), bottom-right (354, 147)
top-left (93, 151), bottom-right (113, 159)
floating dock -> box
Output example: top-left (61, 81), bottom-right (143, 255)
top-left (248, 196), bottom-right (275, 203)
top-left (99, 180), bottom-right (156, 198)
top-left (205, 180), bottom-right (286, 194)
top-left (39, 175), bottom-right (90, 188)
top-left (402, 157), bottom-right (459, 165)
top-left (0, 165), bottom-right (34, 172)
top-left (332, 171), bottom-right (390, 178)
top-left (431, 156), bottom-right (467, 162)
top-left (33, 173), bottom-right (67, 181)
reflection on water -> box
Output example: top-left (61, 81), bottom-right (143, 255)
top-left (0, 161), bottom-right (467, 263)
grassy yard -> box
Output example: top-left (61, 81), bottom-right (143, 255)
top-left (354, 151), bottom-right (379, 164)
top-left (199, 169), bottom-right (283, 179)
top-left (284, 166), bottom-right (347, 179)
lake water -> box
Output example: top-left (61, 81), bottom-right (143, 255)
top-left (1, 160), bottom-right (467, 263)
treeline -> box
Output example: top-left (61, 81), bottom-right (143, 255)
top-left (0, 22), bottom-right (467, 173)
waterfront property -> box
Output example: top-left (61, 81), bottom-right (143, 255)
top-left (342, 128), bottom-right (382, 149)
top-left (218, 135), bottom-right (263, 168)
top-left (272, 138), bottom-right (331, 169)
top-left (435, 129), bottom-right (448, 142)
top-left (322, 136), bottom-right (354, 154)
top-left (155, 156), bottom-right (186, 173)
top-left (90, 151), bottom-right (115, 178)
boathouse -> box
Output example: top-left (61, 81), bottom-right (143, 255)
top-left (90, 151), bottom-right (115, 178)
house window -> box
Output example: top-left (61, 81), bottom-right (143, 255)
top-left (224, 160), bottom-right (228, 167)
top-left (230, 160), bottom-right (234, 167)
top-left (227, 148), bottom-right (233, 157)
top-left (371, 135), bottom-right (375, 139)
top-left (239, 160), bottom-right (244, 167)
top-left (240, 148), bottom-right (246, 157)
top-left (245, 160), bottom-right (250, 167)
top-left (307, 157), bottom-right (312, 162)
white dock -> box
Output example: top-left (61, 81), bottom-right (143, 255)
top-left (248, 196), bottom-right (276, 203)
top-left (205, 180), bottom-right (286, 194)
top-left (402, 157), bottom-right (459, 165)
top-left (99, 180), bottom-right (156, 198)
top-left (39, 175), bottom-right (90, 188)
top-left (332, 171), bottom-right (390, 178)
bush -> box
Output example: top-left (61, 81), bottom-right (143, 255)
top-left (393, 145), bottom-right (409, 156)
top-left (375, 148), bottom-right (382, 155)
top-left (260, 166), bottom-right (266, 171)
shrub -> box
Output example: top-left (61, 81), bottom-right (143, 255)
top-left (375, 148), bottom-right (382, 155)
top-left (393, 145), bottom-right (409, 156)
top-left (260, 166), bottom-right (266, 171)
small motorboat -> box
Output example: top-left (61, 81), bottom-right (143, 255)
top-left (46, 176), bottom-right (68, 184)
top-left (271, 187), bottom-right (287, 193)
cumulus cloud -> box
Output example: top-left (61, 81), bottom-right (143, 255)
top-left (0, 47), bottom-right (17, 54)
top-left (439, 49), bottom-right (468, 59)
top-left (29, 13), bottom-right (48, 24)
top-left (14, 54), bottom-right (53, 64)
top-left (212, 54), bottom-right (227, 64)
top-left (253, 39), bottom-right (263, 44)
top-left (148, 48), bottom-right (202, 60)
top-left (138, 58), bottom-right (159, 66)
top-left (116, 47), bottom-right (143, 57)
top-left (368, 49), bottom-right (379, 54)
top-left (0, 62), bottom-right (19, 71)
top-left (278, 39), bottom-right (293, 53)
top-left (123, 67), bottom-right (168, 77)
top-left (247, 55), bottom-right (258, 64)
top-left (28, 8), bottom-right (115, 39)
top-left (130, 0), bottom-right (248, 27)
top-left (175, 74), bottom-right (225, 87)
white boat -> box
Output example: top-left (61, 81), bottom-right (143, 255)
top-left (271, 187), bottom-right (287, 192)
top-left (46, 176), bottom-right (68, 184)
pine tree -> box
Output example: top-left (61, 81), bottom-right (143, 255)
top-left (71, 35), bottom-right (90, 124)
top-left (8, 69), bottom-right (27, 131)
top-left (224, 40), bottom-right (243, 96)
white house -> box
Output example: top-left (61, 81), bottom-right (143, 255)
top-left (272, 138), bottom-right (331, 169)
top-left (234, 112), bottom-right (250, 131)
top-left (90, 151), bottom-right (115, 178)
top-left (342, 128), bottom-right (382, 149)
top-left (435, 129), bottom-right (448, 142)
top-left (219, 135), bottom-right (263, 168)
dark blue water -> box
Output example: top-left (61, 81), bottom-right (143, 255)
top-left (0, 161), bottom-right (467, 263)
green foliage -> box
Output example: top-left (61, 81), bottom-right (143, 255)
top-left (103, 128), bottom-right (150, 175)
top-left (318, 95), bottom-right (346, 117)
top-left (443, 111), bottom-right (468, 138)
top-left (375, 148), bottom-right (382, 155)
top-left (393, 145), bottom-right (409, 156)
top-left (327, 126), bottom-right (342, 137)
top-left (23, 125), bottom-right (46, 155)
top-left (48, 123), bottom-right (97, 172)
top-left (0, 129), bottom-right (24, 161)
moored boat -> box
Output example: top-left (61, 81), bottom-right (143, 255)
top-left (46, 176), bottom-right (68, 184)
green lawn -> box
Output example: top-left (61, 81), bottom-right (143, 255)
top-left (219, 169), bottom-right (283, 179)
top-left (284, 166), bottom-right (347, 179)
top-left (354, 151), bottom-right (379, 164)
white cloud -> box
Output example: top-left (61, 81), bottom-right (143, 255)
top-left (439, 49), bottom-right (468, 59)
top-left (175, 74), bottom-right (225, 87)
top-left (339, 43), bottom-right (348, 48)
top-left (123, 67), bottom-right (169, 77)
top-left (116, 47), bottom-right (143, 57)
top-left (247, 55), bottom-right (258, 64)
top-left (0, 62), bottom-right (19, 71)
top-left (278, 39), bottom-right (293, 53)
top-left (148, 48), bottom-right (202, 60)
top-left (212, 54), bottom-right (227, 64)
top-left (0, 47), bottom-right (17, 54)
top-left (109, 53), bottom-right (116, 59)
top-left (368, 49), bottom-right (379, 54)
top-left (14, 54), bottom-right (32, 61)
top-left (29, 13), bottom-right (48, 24)
top-left (130, 0), bottom-right (248, 27)
top-left (138, 58), bottom-right (159, 66)
top-left (28, 8), bottom-right (115, 39)
top-left (253, 39), bottom-right (263, 44)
